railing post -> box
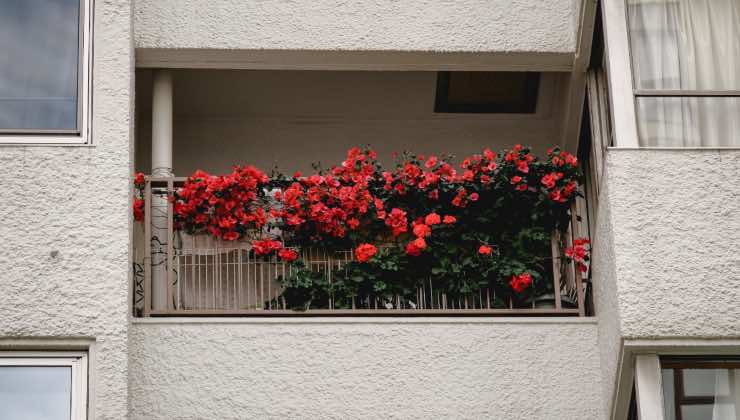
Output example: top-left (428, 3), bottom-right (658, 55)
top-left (143, 179), bottom-right (152, 317)
top-left (571, 201), bottom-right (586, 316)
top-left (551, 232), bottom-right (563, 310)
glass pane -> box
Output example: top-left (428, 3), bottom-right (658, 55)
top-left (681, 404), bottom-right (717, 420)
top-left (684, 369), bottom-right (729, 397)
top-left (0, 366), bottom-right (72, 420)
top-left (636, 97), bottom-right (740, 147)
top-left (627, 0), bottom-right (740, 91)
top-left (0, 0), bottom-right (80, 131)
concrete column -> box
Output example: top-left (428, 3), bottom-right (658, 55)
top-left (152, 70), bottom-right (173, 177)
top-left (151, 69), bottom-right (173, 310)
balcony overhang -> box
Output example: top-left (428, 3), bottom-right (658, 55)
top-left (136, 49), bottom-right (575, 72)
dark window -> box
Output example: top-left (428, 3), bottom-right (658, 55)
top-left (434, 71), bottom-right (540, 114)
top-left (0, 0), bottom-right (83, 132)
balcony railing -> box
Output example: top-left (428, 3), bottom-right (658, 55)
top-left (133, 177), bottom-right (591, 316)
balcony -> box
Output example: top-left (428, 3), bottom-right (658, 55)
top-left (133, 176), bottom-right (591, 317)
top-left (132, 68), bottom-right (595, 317)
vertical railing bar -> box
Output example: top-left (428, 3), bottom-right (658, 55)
top-left (166, 179), bottom-right (174, 311)
top-left (143, 179), bottom-right (153, 316)
top-left (552, 232), bottom-right (563, 310)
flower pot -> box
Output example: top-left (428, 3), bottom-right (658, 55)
top-left (533, 293), bottom-right (577, 309)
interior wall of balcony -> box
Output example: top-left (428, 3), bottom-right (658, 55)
top-left (129, 319), bottom-right (602, 420)
top-left (134, 0), bottom-right (581, 54)
top-left (134, 69), bottom-right (570, 175)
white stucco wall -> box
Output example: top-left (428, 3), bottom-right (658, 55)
top-left (592, 162), bottom-right (623, 420)
top-left (129, 319), bottom-right (602, 420)
top-left (0, 1), bottom-right (134, 418)
top-left (593, 149), bottom-right (740, 419)
top-left (133, 0), bottom-right (581, 53)
top-left (607, 149), bottom-right (740, 339)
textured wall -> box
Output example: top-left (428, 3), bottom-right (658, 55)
top-left (592, 163), bottom-right (623, 420)
top-left (0, 1), bottom-right (133, 418)
top-left (129, 319), bottom-right (602, 420)
top-left (134, 0), bottom-right (580, 53)
top-left (608, 150), bottom-right (740, 339)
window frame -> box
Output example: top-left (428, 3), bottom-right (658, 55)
top-left (0, 351), bottom-right (88, 420)
top-left (0, 0), bottom-right (94, 145)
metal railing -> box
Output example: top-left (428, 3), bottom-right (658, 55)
top-left (133, 177), bottom-right (591, 317)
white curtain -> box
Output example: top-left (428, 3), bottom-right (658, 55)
top-left (628, 0), bottom-right (740, 146)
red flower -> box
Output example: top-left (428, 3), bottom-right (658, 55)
top-left (413, 223), bottom-right (432, 238)
top-left (278, 248), bottom-right (299, 262)
top-left (510, 176), bottom-right (522, 184)
top-left (424, 212), bottom-right (441, 226)
top-left (223, 231), bottom-right (240, 241)
top-left (469, 192), bottom-right (479, 202)
top-left (385, 208), bottom-right (408, 237)
top-left (510, 273), bottom-right (533, 293)
top-left (413, 237), bottom-right (427, 249)
top-left (541, 173), bottom-right (558, 190)
top-left (133, 198), bottom-right (145, 221)
top-left (516, 161), bottom-right (529, 174)
top-left (405, 241), bottom-right (422, 256)
top-left (443, 215), bottom-right (456, 224)
top-left (134, 172), bottom-right (145, 188)
top-left (516, 184), bottom-right (528, 192)
top-left (253, 239), bottom-right (282, 256)
top-left (478, 245), bottom-right (493, 256)
top-left (425, 156), bottom-right (438, 168)
top-left (355, 243), bottom-right (378, 263)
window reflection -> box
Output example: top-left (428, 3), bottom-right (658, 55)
top-left (0, 0), bottom-right (80, 131)
top-left (0, 366), bottom-right (72, 420)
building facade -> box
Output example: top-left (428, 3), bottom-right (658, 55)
top-left (0, 0), bottom-right (738, 419)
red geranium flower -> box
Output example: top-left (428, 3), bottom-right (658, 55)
top-left (355, 243), bottom-right (378, 263)
top-left (133, 198), bottom-right (145, 221)
top-left (424, 212), bottom-right (441, 226)
top-left (223, 231), bottom-right (240, 241)
top-left (278, 248), bottom-right (299, 262)
top-left (443, 215), bottom-right (456, 224)
top-left (253, 239), bottom-right (282, 256)
top-left (385, 208), bottom-right (408, 237)
top-left (134, 172), bottom-right (145, 188)
top-left (405, 241), bottom-right (422, 256)
top-left (478, 245), bottom-right (493, 256)
top-left (510, 273), bottom-right (533, 292)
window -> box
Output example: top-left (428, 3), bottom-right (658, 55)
top-left (0, 352), bottom-right (88, 420)
top-left (626, 0), bottom-right (740, 147)
top-left (0, 0), bottom-right (92, 144)
top-left (434, 72), bottom-right (540, 113)
top-left (661, 358), bottom-right (740, 420)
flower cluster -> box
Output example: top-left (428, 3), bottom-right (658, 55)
top-left (273, 148), bottom-right (379, 242)
top-left (134, 144), bottom-right (584, 300)
top-left (564, 238), bottom-right (591, 273)
top-left (509, 273), bottom-right (533, 293)
top-left (172, 166), bottom-right (270, 241)
top-left (132, 172), bottom-right (146, 222)
top-left (543, 148), bottom-right (579, 203)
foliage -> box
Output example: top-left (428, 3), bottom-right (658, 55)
top-left (134, 144), bottom-right (587, 310)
